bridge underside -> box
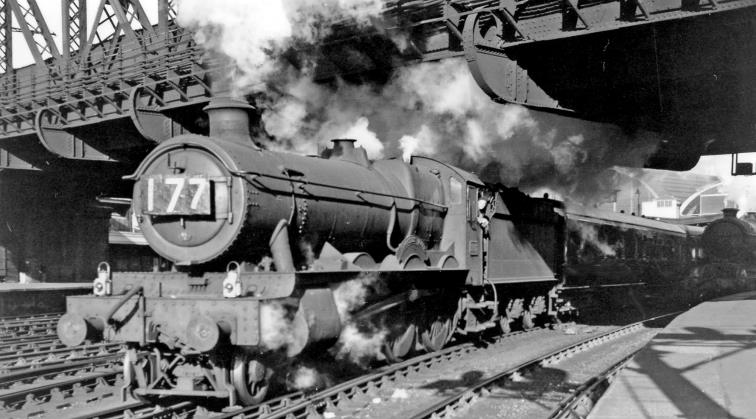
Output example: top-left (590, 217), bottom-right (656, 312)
top-left (457, 8), bottom-right (756, 169)
top-left (0, 0), bottom-right (753, 175)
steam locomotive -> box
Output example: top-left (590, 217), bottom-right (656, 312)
top-left (57, 98), bottom-right (567, 406)
top-left (688, 208), bottom-right (756, 298)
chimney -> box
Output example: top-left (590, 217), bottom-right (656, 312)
top-left (321, 139), bottom-right (370, 166)
top-left (722, 208), bottom-right (738, 219)
top-left (203, 97), bottom-right (255, 145)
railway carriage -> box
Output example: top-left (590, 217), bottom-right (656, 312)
top-left (564, 208), bottom-right (703, 290)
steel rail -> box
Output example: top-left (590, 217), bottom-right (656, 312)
top-left (0, 352), bottom-right (122, 387)
top-left (1, 319), bottom-right (59, 328)
top-left (110, 401), bottom-right (195, 419)
top-left (0, 369), bottom-right (122, 410)
top-left (547, 348), bottom-right (642, 419)
top-left (0, 312), bottom-right (62, 322)
top-left (0, 338), bottom-right (65, 355)
top-left (407, 312), bottom-right (681, 419)
top-left (0, 332), bottom-right (58, 344)
top-left (66, 400), bottom-right (146, 419)
top-left (0, 342), bottom-right (123, 366)
top-left (0, 326), bottom-right (57, 335)
top-left (0, 314), bottom-right (62, 326)
top-left (0, 325), bottom-right (59, 336)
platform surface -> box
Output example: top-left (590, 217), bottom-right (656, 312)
top-left (591, 292), bottom-right (756, 419)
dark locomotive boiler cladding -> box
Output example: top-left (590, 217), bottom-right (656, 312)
top-left (702, 208), bottom-right (756, 262)
top-left (57, 97), bottom-right (566, 407)
top-left (132, 97), bottom-right (446, 267)
top-left (693, 208), bottom-right (756, 295)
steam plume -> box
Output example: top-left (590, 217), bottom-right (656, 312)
top-left (332, 273), bottom-right (389, 365)
top-left (290, 366), bottom-right (319, 390)
top-left (260, 301), bottom-right (303, 356)
top-left (178, 1), bottom-right (660, 205)
top-left (335, 324), bottom-right (387, 363)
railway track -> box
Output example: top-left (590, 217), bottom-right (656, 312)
top-left (0, 333), bottom-right (60, 349)
top-left (0, 351), bottom-right (123, 387)
top-left (0, 313), bottom-right (62, 339)
top-left (0, 312), bottom-right (62, 323)
top-left (0, 310), bottom-right (128, 419)
top-left (0, 342), bottom-right (123, 370)
top-left (66, 400), bottom-right (197, 419)
top-left (203, 328), bottom-right (552, 419)
top-left (547, 349), bottom-right (641, 419)
top-left (0, 356), bottom-right (123, 417)
top-left (63, 329), bottom-right (544, 419)
top-left (209, 315), bottom-right (669, 419)
top-left (4, 313), bottom-right (672, 418)
top-left (406, 313), bottom-right (679, 419)
top-left (0, 337), bottom-right (67, 355)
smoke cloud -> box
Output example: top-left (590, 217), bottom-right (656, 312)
top-left (177, 0), bottom-right (384, 92)
top-left (332, 273), bottom-right (389, 365)
top-left (178, 0), bottom-right (660, 205)
top-left (256, 59), bottom-right (657, 203)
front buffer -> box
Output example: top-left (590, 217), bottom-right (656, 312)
top-left (57, 269), bottom-right (344, 405)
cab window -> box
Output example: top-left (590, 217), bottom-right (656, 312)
top-left (449, 177), bottom-right (463, 205)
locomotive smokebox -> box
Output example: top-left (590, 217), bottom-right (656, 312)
top-left (130, 93), bottom-right (446, 265)
top-left (203, 97), bottom-right (255, 145)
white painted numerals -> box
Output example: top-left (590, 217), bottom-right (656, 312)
top-left (164, 177), bottom-right (186, 213)
top-left (188, 177), bottom-right (208, 210)
top-left (145, 176), bottom-right (210, 214)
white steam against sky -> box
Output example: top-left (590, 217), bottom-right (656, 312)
top-left (689, 154), bottom-right (756, 213)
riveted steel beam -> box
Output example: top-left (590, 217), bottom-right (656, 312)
top-left (7, 0), bottom-right (61, 68)
top-left (0, 146), bottom-right (41, 170)
top-left (129, 81), bottom-right (210, 143)
top-left (61, 0), bottom-right (87, 71)
top-left (35, 108), bottom-right (116, 161)
top-left (0, 1), bottom-right (11, 75)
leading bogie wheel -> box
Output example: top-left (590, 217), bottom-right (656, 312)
top-left (232, 351), bottom-right (270, 405)
top-left (122, 350), bottom-right (156, 403)
top-left (420, 316), bottom-right (452, 352)
top-left (382, 324), bottom-right (416, 363)
top-left (522, 311), bottom-right (535, 330)
top-left (498, 315), bottom-right (511, 334)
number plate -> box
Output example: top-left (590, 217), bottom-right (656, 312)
top-left (143, 175), bottom-right (211, 215)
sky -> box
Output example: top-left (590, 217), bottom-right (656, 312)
top-left (689, 153), bottom-right (756, 211)
top-left (7, 0), bottom-right (159, 68)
